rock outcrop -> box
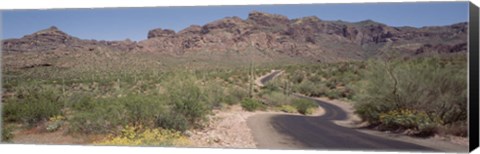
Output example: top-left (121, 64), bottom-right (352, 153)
top-left (3, 26), bottom-right (137, 53)
top-left (2, 11), bottom-right (468, 62)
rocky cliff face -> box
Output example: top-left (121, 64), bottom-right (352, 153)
top-left (2, 11), bottom-right (468, 62)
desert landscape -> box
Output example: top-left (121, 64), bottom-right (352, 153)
top-left (1, 9), bottom-right (469, 152)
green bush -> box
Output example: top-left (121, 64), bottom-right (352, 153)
top-left (2, 86), bottom-right (64, 126)
top-left (263, 81), bottom-right (280, 92)
top-left (231, 87), bottom-right (249, 104)
top-left (379, 109), bottom-right (438, 136)
top-left (353, 56), bottom-right (467, 136)
top-left (68, 94), bottom-right (166, 134)
top-left (204, 83), bottom-right (238, 108)
top-left (325, 89), bottom-right (341, 99)
top-left (291, 71), bottom-right (305, 84)
top-left (265, 92), bottom-right (292, 106)
top-left (155, 113), bottom-right (189, 132)
top-left (241, 98), bottom-right (265, 111)
top-left (166, 79), bottom-right (209, 127)
top-left (66, 93), bottom-right (95, 112)
top-left (293, 80), bottom-right (329, 97)
top-left (279, 105), bottom-right (297, 113)
top-left (68, 99), bottom-right (128, 134)
top-left (123, 95), bottom-right (167, 127)
top-left (294, 80), bottom-right (315, 96)
top-left (292, 98), bottom-right (317, 115)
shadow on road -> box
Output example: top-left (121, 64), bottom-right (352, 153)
top-left (250, 70), bottom-right (439, 152)
top-left (267, 96), bottom-right (437, 151)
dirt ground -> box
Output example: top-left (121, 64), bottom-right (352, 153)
top-left (11, 122), bottom-right (97, 145)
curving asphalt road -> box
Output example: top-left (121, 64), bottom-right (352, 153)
top-left (259, 70), bottom-right (282, 85)
top-left (247, 71), bottom-right (438, 152)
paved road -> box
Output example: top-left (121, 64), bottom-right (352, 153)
top-left (247, 71), bottom-right (438, 152)
top-left (259, 70), bottom-right (282, 85)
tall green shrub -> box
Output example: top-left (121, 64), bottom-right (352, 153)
top-left (292, 98), bottom-right (317, 115)
top-left (353, 56), bottom-right (467, 135)
top-left (2, 86), bottom-right (64, 126)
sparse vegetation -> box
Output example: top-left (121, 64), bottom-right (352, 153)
top-left (282, 62), bottom-right (363, 99)
top-left (1, 50), bottom-right (298, 144)
top-left (1, 48), bottom-right (468, 144)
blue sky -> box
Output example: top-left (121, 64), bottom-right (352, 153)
top-left (2, 2), bottom-right (469, 41)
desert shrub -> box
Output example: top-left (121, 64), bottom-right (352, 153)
top-left (339, 86), bottom-right (355, 99)
top-left (241, 98), bottom-right (265, 111)
top-left (291, 71), bottom-right (305, 84)
top-left (95, 125), bottom-right (190, 146)
top-left (204, 83), bottom-right (237, 108)
top-left (166, 78), bottom-right (209, 128)
top-left (68, 94), bottom-right (166, 134)
top-left (325, 80), bottom-right (337, 89)
top-left (379, 109), bottom-right (438, 136)
top-left (354, 56), bottom-right (467, 136)
top-left (325, 89), bottom-right (341, 99)
top-left (2, 86), bottom-right (64, 126)
top-left (69, 100), bottom-right (128, 134)
top-left (310, 83), bottom-right (329, 97)
top-left (292, 98), bottom-right (317, 115)
top-left (220, 95), bottom-right (236, 106)
top-left (231, 87), bottom-right (249, 103)
top-left (294, 80), bottom-right (317, 96)
top-left (155, 113), bottom-right (189, 132)
top-left (294, 80), bottom-right (328, 97)
top-left (265, 92), bottom-right (292, 106)
top-left (123, 95), bottom-right (167, 127)
top-left (1, 124), bottom-right (14, 142)
top-left (353, 100), bottom-right (383, 124)
top-left (65, 93), bottom-right (95, 112)
top-left (279, 105), bottom-right (297, 113)
top-left (203, 83), bottom-right (223, 108)
top-left (263, 80), bottom-right (280, 92)
top-left (309, 74), bottom-right (323, 83)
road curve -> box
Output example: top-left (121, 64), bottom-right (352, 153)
top-left (259, 70), bottom-right (282, 85)
top-left (247, 71), bottom-right (437, 152)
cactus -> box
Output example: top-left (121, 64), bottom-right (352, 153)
top-left (248, 59), bottom-right (254, 98)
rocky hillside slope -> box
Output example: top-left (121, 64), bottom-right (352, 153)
top-left (2, 11), bottom-right (467, 62)
top-left (2, 26), bottom-right (136, 53)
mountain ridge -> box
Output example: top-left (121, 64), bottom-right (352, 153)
top-left (2, 11), bottom-right (468, 62)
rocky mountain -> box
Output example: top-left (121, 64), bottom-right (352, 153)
top-left (2, 26), bottom-right (136, 53)
top-left (2, 11), bottom-right (468, 62)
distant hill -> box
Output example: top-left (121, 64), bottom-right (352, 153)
top-left (2, 11), bottom-right (467, 62)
